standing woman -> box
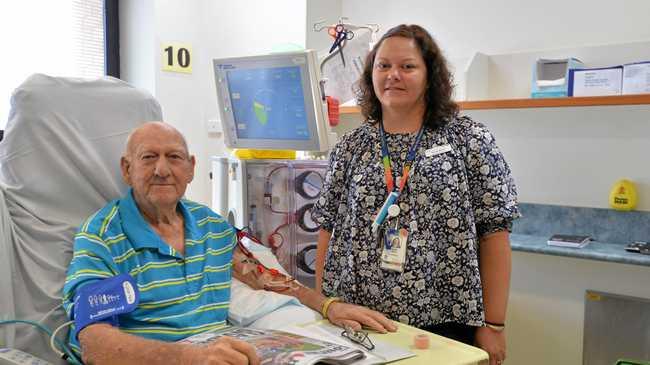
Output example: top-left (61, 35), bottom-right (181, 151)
top-left (312, 24), bottom-right (519, 365)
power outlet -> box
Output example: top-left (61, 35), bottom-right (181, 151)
top-left (206, 119), bottom-right (222, 134)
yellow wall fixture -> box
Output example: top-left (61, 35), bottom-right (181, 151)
top-left (609, 179), bottom-right (638, 211)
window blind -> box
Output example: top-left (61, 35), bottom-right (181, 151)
top-left (0, 0), bottom-right (107, 129)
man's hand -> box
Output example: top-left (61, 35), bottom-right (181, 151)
top-left (184, 336), bottom-right (260, 365)
top-left (474, 326), bottom-right (506, 365)
top-left (326, 302), bottom-right (398, 333)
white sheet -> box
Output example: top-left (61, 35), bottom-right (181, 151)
top-left (249, 304), bottom-right (321, 330)
top-left (229, 236), bottom-right (313, 327)
top-left (0, 74), bottom-right (162, 363)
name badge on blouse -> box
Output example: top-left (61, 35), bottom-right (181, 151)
top-left (380, 222), bottom-right (409, 272)
top-left (425, 144), bottom-right (452, 158)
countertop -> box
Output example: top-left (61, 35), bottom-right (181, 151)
top-left (510, 233), bottom-right (650, 267)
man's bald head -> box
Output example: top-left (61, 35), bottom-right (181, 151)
top-left (120, 121), bottom-right (195, 211)
top-left (124, 121), bottom-right (189, 159)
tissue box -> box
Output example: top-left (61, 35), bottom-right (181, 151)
top-left (568, 66), bottom-right (623, 97)
top-left (622, 61), bottom-right (650, 95)
top-left (531, 58), bottom-right (584, 98)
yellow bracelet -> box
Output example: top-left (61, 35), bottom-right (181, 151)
top-left (321, 297), bottom-right (341, 319)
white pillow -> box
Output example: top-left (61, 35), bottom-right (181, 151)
top-left (228, 240), bottom-right (304, 326)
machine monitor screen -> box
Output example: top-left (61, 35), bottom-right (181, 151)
top-left (213, 50), bottom-right (330, 151)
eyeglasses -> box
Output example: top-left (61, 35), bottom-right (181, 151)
top-left (341, 325), bottom-right (375, 351)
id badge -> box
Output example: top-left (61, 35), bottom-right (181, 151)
top-left (381, 228), bottom-right (408, 272)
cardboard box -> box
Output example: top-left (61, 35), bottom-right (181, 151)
top-left (531, 58), bottom-right (584, 98)
top-left (568, 66), bottom-right (623, 97)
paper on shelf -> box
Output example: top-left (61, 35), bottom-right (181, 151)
top-left (622, 61), bottom-right (650, 94)
top-left (569, 66), bottom-right (623, 96)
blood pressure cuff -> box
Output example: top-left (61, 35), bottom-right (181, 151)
top-left (72, 274), bottom-right (139, 339)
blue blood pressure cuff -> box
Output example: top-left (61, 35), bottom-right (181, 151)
top-left (72, 274), bottom-right (139, 339)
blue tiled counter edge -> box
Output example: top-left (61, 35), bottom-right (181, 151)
top-left (511, 203), bottom-right (650, 267)
top-left (510, 233), bottom-right (650, 267)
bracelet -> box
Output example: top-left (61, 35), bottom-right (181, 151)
top-left (484, 321), bottom-right (505, 332)
top-left (321, 297), bottom-right (341, 319)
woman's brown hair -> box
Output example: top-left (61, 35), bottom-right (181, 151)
top-left (356, 24), bottom-right (458, 129)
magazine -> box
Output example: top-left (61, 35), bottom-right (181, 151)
top-left (282, 321), bottom-right (416, 365)
top-left (178, 326), bottom-right (366, 365)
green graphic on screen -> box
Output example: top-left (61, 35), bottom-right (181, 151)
top-left (226, 66), bottom-right (310, 140)
top-left (253, 101), bottom-right (269, 125)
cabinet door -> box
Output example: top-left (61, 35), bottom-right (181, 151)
top-left (583, 290), bottom-right (650, 365)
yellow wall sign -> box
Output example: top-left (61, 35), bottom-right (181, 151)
top-left (161, 43), bottom-right (192, 73)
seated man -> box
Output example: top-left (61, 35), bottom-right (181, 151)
top-left (63, 122), bottom-right (396, 365)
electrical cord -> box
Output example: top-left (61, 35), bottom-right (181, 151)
top-left (50, 321), bottom-right (74, 361)
top-left (0, 319), bottom-right (82, 364)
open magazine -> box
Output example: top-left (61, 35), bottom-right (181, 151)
top-left (178, 326), bottom-right (366, 365)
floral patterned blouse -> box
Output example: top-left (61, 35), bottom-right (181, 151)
top-left (311, 115), bottom-right (520, 328)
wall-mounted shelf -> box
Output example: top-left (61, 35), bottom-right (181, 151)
top-left (340, 94), bottom-right (650, 114)
top-left (459, 94), bottom-right (650, 110)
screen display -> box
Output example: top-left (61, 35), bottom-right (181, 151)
top-left (226, 66), bottom-right (311, 140)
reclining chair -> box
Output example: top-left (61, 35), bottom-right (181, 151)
top-left (0, 74), bottom-right (162, 363)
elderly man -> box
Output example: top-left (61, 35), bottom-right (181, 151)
top-left (63, 122), bottom-right (395, 365)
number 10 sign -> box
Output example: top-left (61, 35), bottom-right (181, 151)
top-left (161, 43), bottom-right (192, 73)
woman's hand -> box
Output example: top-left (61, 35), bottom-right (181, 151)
top-left (326, 302), bottom-right (398, 333)
top-left (474, 326), bottom-right (506, 365)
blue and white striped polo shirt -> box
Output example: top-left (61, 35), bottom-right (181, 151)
top-left (63, 188), bottom-right (235, 356)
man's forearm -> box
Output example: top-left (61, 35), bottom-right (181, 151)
top-left (232, 246), bottom-right (329, 315)
top-left (79, 323), bottom-right (191, 365)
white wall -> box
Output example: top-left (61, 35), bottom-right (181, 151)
top-left (341, 0), bottom-right (650, 70)
top-left (306, 0), bottom-right (342, 51)
top-left (342, 0), bottom-right (650, 99)
top-left (469, 105), bottom-right (650, 211)
top-left (121, 0), bottom-right (307, 205)
top-left (119, 0), bottom-right (156, 96)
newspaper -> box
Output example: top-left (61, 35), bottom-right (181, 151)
top-left (178, 326), bottom-right (366, 365)
top-left (282, 322), bottom-right (415, 365)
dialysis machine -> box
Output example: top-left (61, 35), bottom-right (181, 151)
top-left (211, 50), bottom-right (333, 288)
top-left (211, 158), bottom-right (327, 288)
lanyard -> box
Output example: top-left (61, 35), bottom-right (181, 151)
top-left (378, 121), bottom-right (424, 194)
